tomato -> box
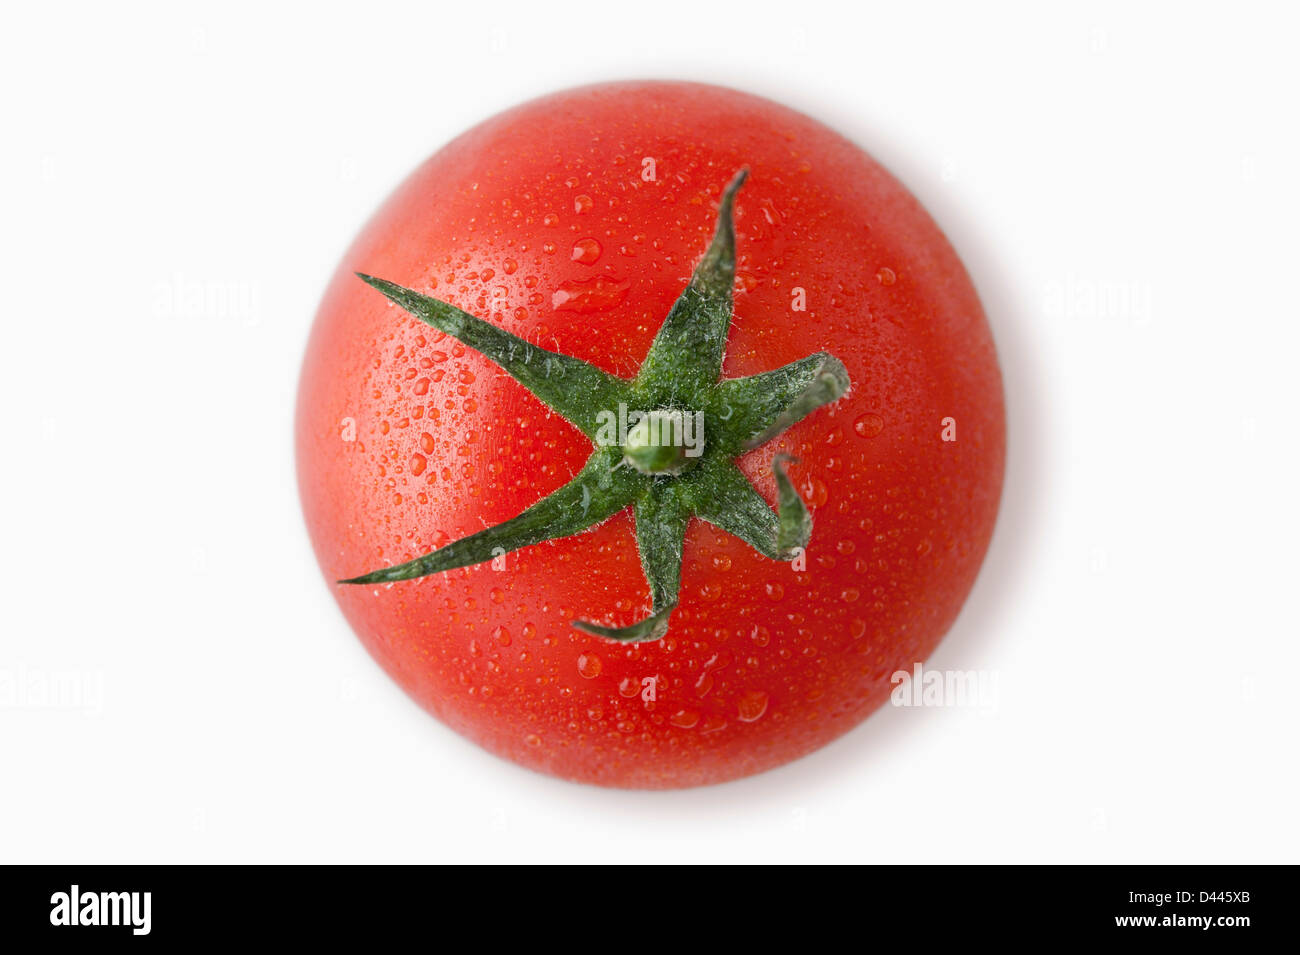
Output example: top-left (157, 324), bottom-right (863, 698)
top-left (296, 81), bottom-right (1004, 788)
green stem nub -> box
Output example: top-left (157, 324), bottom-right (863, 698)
top-left (621, 409), bottom-right (703, 476)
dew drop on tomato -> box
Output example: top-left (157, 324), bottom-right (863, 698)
top-left (551, 276), bottom-right (630, 313)
top-left (570, 238), bottom-right (602, 264)
top-left (853, 413), bottom-right (885, 438)
top-left (737, 690), bottom-right (769, 723)
top-left (576, 653), bottom-right (602, 679)
top-left (669, 709), bottom-right (700, 729)
top-left (699, 715), bottom-right (728, 735)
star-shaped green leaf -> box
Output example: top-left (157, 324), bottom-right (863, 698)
top-left (341, 170), bottom-right (851, 642)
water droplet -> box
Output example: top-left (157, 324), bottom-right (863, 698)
top-left (493, 625), bottom-right (511, 646)
top-left (552, 276), bottom-right (630, 313)
top-left (618, 676), bottom-right (640, 698)
top-left (700, 715), bottom-right (728, 734)
top-left (804, 477), bottom-right (829, 508)
top-left (737, 690), bottom-right (769, 722)
top-left (419, 432), bottom-right (435, 454)
top-left (764, 581), bottom-right (785, 602)
top-left (876, 267), bottom-right (897, 286)
top-left (576, 653), bottom-right (602, 678)
top-left (669, 709), bottom-right (700, 729)
top-left (503, 258), bottom-right (518, 275)
top-left (853, 413), bottom-right (885, 438)
top-left (574, 194), bottom-right (593, 214)
top-left (408, 453), bottom-right (426, 476)
top-left (571, 238), bottom-right (602, 264)
top-left (704, 649), bottom-right (733, 671)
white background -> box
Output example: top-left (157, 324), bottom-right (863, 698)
top-left (2, 2), bottom-right (1296, 864)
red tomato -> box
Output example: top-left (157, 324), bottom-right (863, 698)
top-left (296, 81), bottom-right (1004, 788)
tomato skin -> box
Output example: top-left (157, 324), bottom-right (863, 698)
top-left (296, 81), bottom-right (1004, 788)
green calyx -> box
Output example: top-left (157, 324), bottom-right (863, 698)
top-left (340, 169), bottom-right (851, 642)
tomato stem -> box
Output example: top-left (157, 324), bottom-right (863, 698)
top-left (340, 170), bottom-right (851, 642)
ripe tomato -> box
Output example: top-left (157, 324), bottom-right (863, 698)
top-left (296, 81), bottom-right (1004, 788)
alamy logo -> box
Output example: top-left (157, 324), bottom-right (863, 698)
top-left (889, 662), bottom-right (998, 710)
top-left (593, 404), bottom-right (705, 457)
top-left (49, 885), bottom-right (151, 936)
